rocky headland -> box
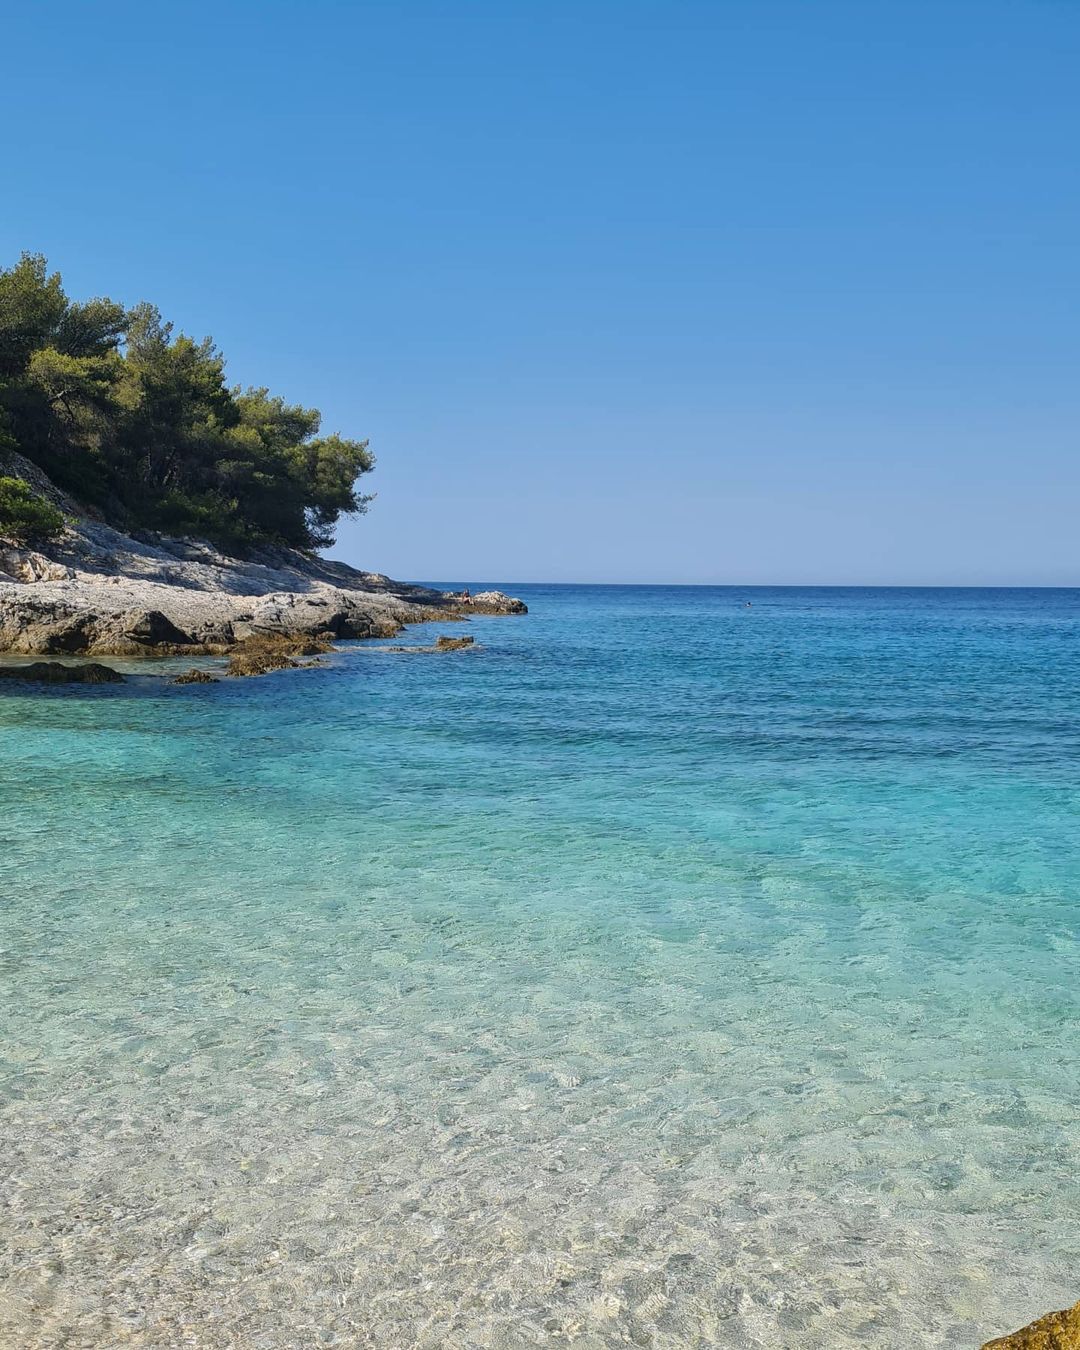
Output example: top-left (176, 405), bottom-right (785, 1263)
top-left (0, 454), bottom-right (525, 670)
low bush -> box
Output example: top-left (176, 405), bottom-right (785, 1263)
top-left (0, 476), bottom-right (65, 544)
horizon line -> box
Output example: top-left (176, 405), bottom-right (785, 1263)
top-left (412, 579), bottom-right (1080, 591)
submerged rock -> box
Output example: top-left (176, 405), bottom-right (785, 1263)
top-left (172, 668), bottom-right (219, 685)
top-left (0, 660), bottom-right (123, 684)
top-left (384, 634), bottom-right (477, 654)
top-left (983, 1300), bottom-right (1080, 1349)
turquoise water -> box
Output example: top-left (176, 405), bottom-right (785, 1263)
top-left (2, 585), bottom-right (1078, 1348)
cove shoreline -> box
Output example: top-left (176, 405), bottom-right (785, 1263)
top-left (0, 454), bottom-right (525, 676)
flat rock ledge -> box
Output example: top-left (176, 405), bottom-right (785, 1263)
top-left (0, 464), bottom-right (525, 659)
top-left (0, 571), bottom-right (524, 657)
top-left (983, 1300), bottom-right (1080, 1349)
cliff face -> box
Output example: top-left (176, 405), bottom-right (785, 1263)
top-left (0, 455), bottom-right (524, 656)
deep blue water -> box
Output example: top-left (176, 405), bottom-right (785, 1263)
top-left (1, 585), bottom-right (1078, 1347)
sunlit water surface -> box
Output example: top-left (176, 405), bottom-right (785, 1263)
top-left (1, 585), bottom-right (1078, 1348)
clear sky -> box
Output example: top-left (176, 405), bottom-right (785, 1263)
top-left (3, 0), bottom-right (1077, 584)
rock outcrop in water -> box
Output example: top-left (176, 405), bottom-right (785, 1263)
top-left (172, 668), bottom-right (219, 685)
top-left (983, 1300), bottom-right (1080, 1349)
top-left (224, 634), bottom-right (335, 677)
top-left (0, 660), bottom-right (124, 684)
top-left (0, 453), bottom-right (525, 660)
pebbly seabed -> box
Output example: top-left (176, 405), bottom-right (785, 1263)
top-left (2, 583), bottom-right (1079, 1347)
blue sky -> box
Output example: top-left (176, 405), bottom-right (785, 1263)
top-left (3, 0), bottom-right (1078, 584)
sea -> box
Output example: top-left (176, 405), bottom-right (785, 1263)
top-left (1, 585), bottom-right (1078, 1348)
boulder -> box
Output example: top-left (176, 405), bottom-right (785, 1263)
top-left (117, 609), bottom-right (194, 647)
top-left (471, 590), bottom-right (527, 614)
top-left (983, 1300), bottom-right (1080, 1349)
top-left (172, 668), bottom-right (219, 685)
top-left (0, 598), bottom-right (99, 654)
top-left (0, 549), bottom-right (76, 583)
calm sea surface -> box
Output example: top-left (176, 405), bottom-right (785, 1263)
top-left (1, 585), bottom-right (1078, 1347)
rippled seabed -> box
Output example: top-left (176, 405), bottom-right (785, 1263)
top-left (2, 586), bottom-right (1079, 1348)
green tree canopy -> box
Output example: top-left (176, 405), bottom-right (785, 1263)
top-left (0, 253), bottom-right (374, 551)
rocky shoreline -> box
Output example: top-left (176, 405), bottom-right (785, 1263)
top-left (0, 455), bottom-right (525, 669)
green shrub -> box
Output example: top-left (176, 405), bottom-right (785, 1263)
top-left (0, 476), bottom-right (65, 544)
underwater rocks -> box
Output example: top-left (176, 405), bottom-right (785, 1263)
top-left (983, 1300), bottom-right (1080, 1349)
top-left (0, 660), bottom-right (123, 684)
top-left (384, 634), bottom-right (477, 653)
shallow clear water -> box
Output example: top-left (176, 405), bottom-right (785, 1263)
top-left (2, 585), bottom-right (1078, 1348)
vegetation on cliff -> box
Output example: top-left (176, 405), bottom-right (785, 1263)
top-left (0, 253), bottom-right (374, 551)
top-left (0, 475), bottom-right (65, 544)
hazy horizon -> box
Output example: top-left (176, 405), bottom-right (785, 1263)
top-left (5, 0), bottom-right (1077, 586)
